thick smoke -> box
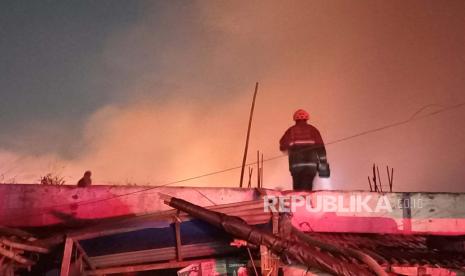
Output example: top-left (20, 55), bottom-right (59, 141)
top-left (1, 1), bottom-right (465, 191)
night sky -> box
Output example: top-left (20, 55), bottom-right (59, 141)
top-left (1, 1), bottom-right (464, 191)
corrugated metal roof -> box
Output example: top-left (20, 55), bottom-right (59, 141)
top-left (71, 200), bottom-right (270, 269)
top-left (58, 196), bottom-right (465, 274)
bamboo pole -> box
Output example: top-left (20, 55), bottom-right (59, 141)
top-left (239, 82), bottom-right (259, 188)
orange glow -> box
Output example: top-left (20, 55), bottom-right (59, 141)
top-left (1, 1), bottom-right (464, 191)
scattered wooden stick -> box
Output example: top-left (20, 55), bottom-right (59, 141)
top-left (0, 246), bottom-right (34, 265)
top-left (0, 238), bottom-right (49, 254)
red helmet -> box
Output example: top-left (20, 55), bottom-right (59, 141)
top-left (293, 109), bottom-right (309, 121)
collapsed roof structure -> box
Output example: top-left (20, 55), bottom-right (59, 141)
top-left (1, 184), bottom-right (465, 275)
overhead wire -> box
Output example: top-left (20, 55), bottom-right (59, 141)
top-left (2, 101), bottom-right (465, 223)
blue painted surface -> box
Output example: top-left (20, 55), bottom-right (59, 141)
top-left (80, 219), bottom-right (237, 257)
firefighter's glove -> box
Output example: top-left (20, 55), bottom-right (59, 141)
top-left (318, 162), bottom-right (330, 178)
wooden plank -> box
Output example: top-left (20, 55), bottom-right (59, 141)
top-left (87, 258), bottom-right (216, 275)
top-left (60, 237), bottom-right (73, 276)
top-left (174, 218), bottom-right (182, 261)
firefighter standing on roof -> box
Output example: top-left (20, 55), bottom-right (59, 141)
top-left (280, 109), bottom-right (330, 190)
top-left (77, 170), bottom-right (92, 187)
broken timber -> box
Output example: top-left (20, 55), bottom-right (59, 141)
top-left (160, 193), bottom-right (380, 276)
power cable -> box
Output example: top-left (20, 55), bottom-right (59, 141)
top-left (2, 101), bottom-right (465, 223)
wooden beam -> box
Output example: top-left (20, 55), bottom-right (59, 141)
top-left (174, 216), bottom-right (183, 261)
top-left (86, 258), bottom-right (216, 275)
top-left (60, 237), bottom-right (73, 276)
top-left (73, 240), bottom-right (96, 271)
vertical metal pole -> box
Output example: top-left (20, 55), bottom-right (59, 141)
top-left (260, 153), bottom-right (264, 188)
top-left (239, 82), bottom-right (259, 188)
top-left (256, 150), bottom-right (260, 188)
top-left (390, 168), bottom-right (394, 192)
top-left (60, 237), bottom-right (74, 276)
top-left (376, 165), bottom-right (383, 192)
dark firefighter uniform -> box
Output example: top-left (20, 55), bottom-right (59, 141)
top-left (280, 109), bottom-right (330, 190)
top-left (77, 171), bottom-right (92, 187)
